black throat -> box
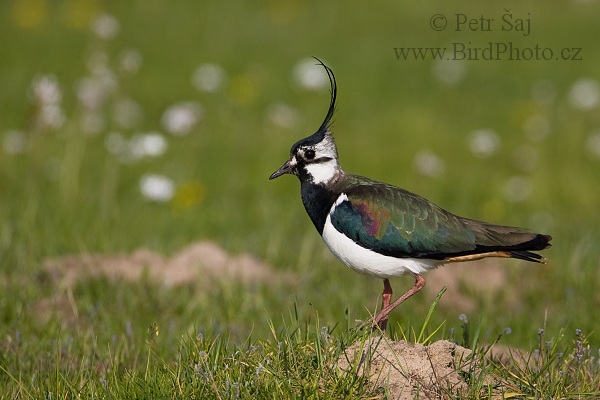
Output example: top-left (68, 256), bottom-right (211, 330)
top-left (299, 180), bottom-right (339, 235)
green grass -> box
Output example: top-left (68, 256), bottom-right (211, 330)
top-left (1, 0), bottom-right (600, 398)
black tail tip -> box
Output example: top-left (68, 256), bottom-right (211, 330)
top-left (510, 250), bottom-right (546, 263)
top-left (510, 234), bottom-right (552, 263)
top-left (544, 234), bottom-right (552, 249)
top-left (535, 234), bottom-right (553, 250)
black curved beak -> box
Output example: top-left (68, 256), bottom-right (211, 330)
top-left (269, 159), bottom-right (294, 180)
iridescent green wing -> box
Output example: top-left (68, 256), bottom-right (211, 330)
top-left (329, 178), bottom-right (478, 259)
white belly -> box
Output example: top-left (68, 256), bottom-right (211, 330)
top-left (321, 197), bottom-right (442, 279)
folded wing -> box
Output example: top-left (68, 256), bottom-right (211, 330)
top-left (329, 179), bottom-right (551, 262)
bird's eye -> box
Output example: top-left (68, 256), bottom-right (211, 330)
top-left (305, 149), bottom-right (316, 160)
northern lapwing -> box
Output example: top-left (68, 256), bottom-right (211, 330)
top-left (269, 60), bottom-right (552, 331)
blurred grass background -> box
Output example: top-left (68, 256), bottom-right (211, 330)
top-left (1, 0), bottom-right (600, 392)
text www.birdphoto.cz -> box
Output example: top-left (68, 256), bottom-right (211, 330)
top-left (393, 44), bottom-right (583, 62)
top-left (394, 9), bottom-right (583, 61)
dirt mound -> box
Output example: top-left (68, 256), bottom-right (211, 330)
top-left (338, 337), bottom-right (498, 399)
top-left (42, 240), bottom-right (292, 287)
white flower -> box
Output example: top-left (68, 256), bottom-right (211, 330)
top-left (292, 58), bottom-right (330, 90)
top-left (129, 132), bottom-right (168, 159)
top-left (140, 174), bottom-right (174, 202)
top-left (503, 176), bottom-right (532, 203)
top-left (92, 13), bottom-right (120, 40)
top-left (568, 78), bottom-right (600, 111)
top-left (31, 75), bottom-right (62, 105)
top-left (192, 63), bottom-right (226, 93)
top-left (413, 149), bottom-right (445, 177)
top-left (161, 102), bottom-right (203, 135)
top-left (529, 211), bottom-right (554, 232)
top-left (104, 132), bottom-right (127, 155)
top-left (3, 130), bottom-right (26, 154)
top-left (39, 104), bottom-right (65, 129)
top-left (266, 102), bottom-right (298, 129)
top-left (432, 59), bottom-right (467, 85)
top-left (76, 76), bottom-right (111, 111)
top-left (105, 132), bottom-right (167, 162)
top-left (30, 75), bottom-right (65, 129)
top-left (468, 129), bottom-right (500, 158)
top-left (119, 49), bottom-right (142, 75)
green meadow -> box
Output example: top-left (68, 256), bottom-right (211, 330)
top-left (1, 0), bottom-right (600, 398)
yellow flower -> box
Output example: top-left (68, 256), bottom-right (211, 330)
top-left (229, 74), bottom-right (258, 105)
top-left (62, 0), bottom-right (101, 30)
top-left (172, 181), bottom-right (205, 210)
top-left (12, 0), bottom-right (48, 29)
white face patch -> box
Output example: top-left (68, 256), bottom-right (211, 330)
top-left (304, 158), bottom-right (340, 185)
top-left (298, 132), bottom-right (340, 184)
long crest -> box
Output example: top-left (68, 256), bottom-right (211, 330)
top-left (289, 58), bottom-right (338, 154)
top-left (314, 57), bottom-right (337, 135)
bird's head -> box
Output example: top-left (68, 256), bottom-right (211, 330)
top-left (269, 59), bottom-right (341, 186)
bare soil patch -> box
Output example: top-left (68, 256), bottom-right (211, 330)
top-left (42, 240), bottom-right (292, 288)
top-left (338, 337), bottom-right (502, 399)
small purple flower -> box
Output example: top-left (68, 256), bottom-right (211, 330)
top-left (256, 363), bottom-right (264, 375)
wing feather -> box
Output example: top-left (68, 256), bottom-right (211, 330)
top-left (329, 176), bottom-right (550, 261)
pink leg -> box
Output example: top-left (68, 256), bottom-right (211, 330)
top-left (378, 279), bottom-right (393, 331)
top-left (374, 274), bottom-right (426, 331)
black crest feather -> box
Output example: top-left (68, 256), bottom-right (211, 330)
top-left (314, 57), bottom-right (337, 135)
top-left (289, 58), bottom-right (338, 153)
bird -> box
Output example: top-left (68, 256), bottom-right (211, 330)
top-left (269, 59), bottom-right (552, 331)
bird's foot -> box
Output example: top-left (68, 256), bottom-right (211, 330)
top-left (352, 313), bottom-right (389, 334)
